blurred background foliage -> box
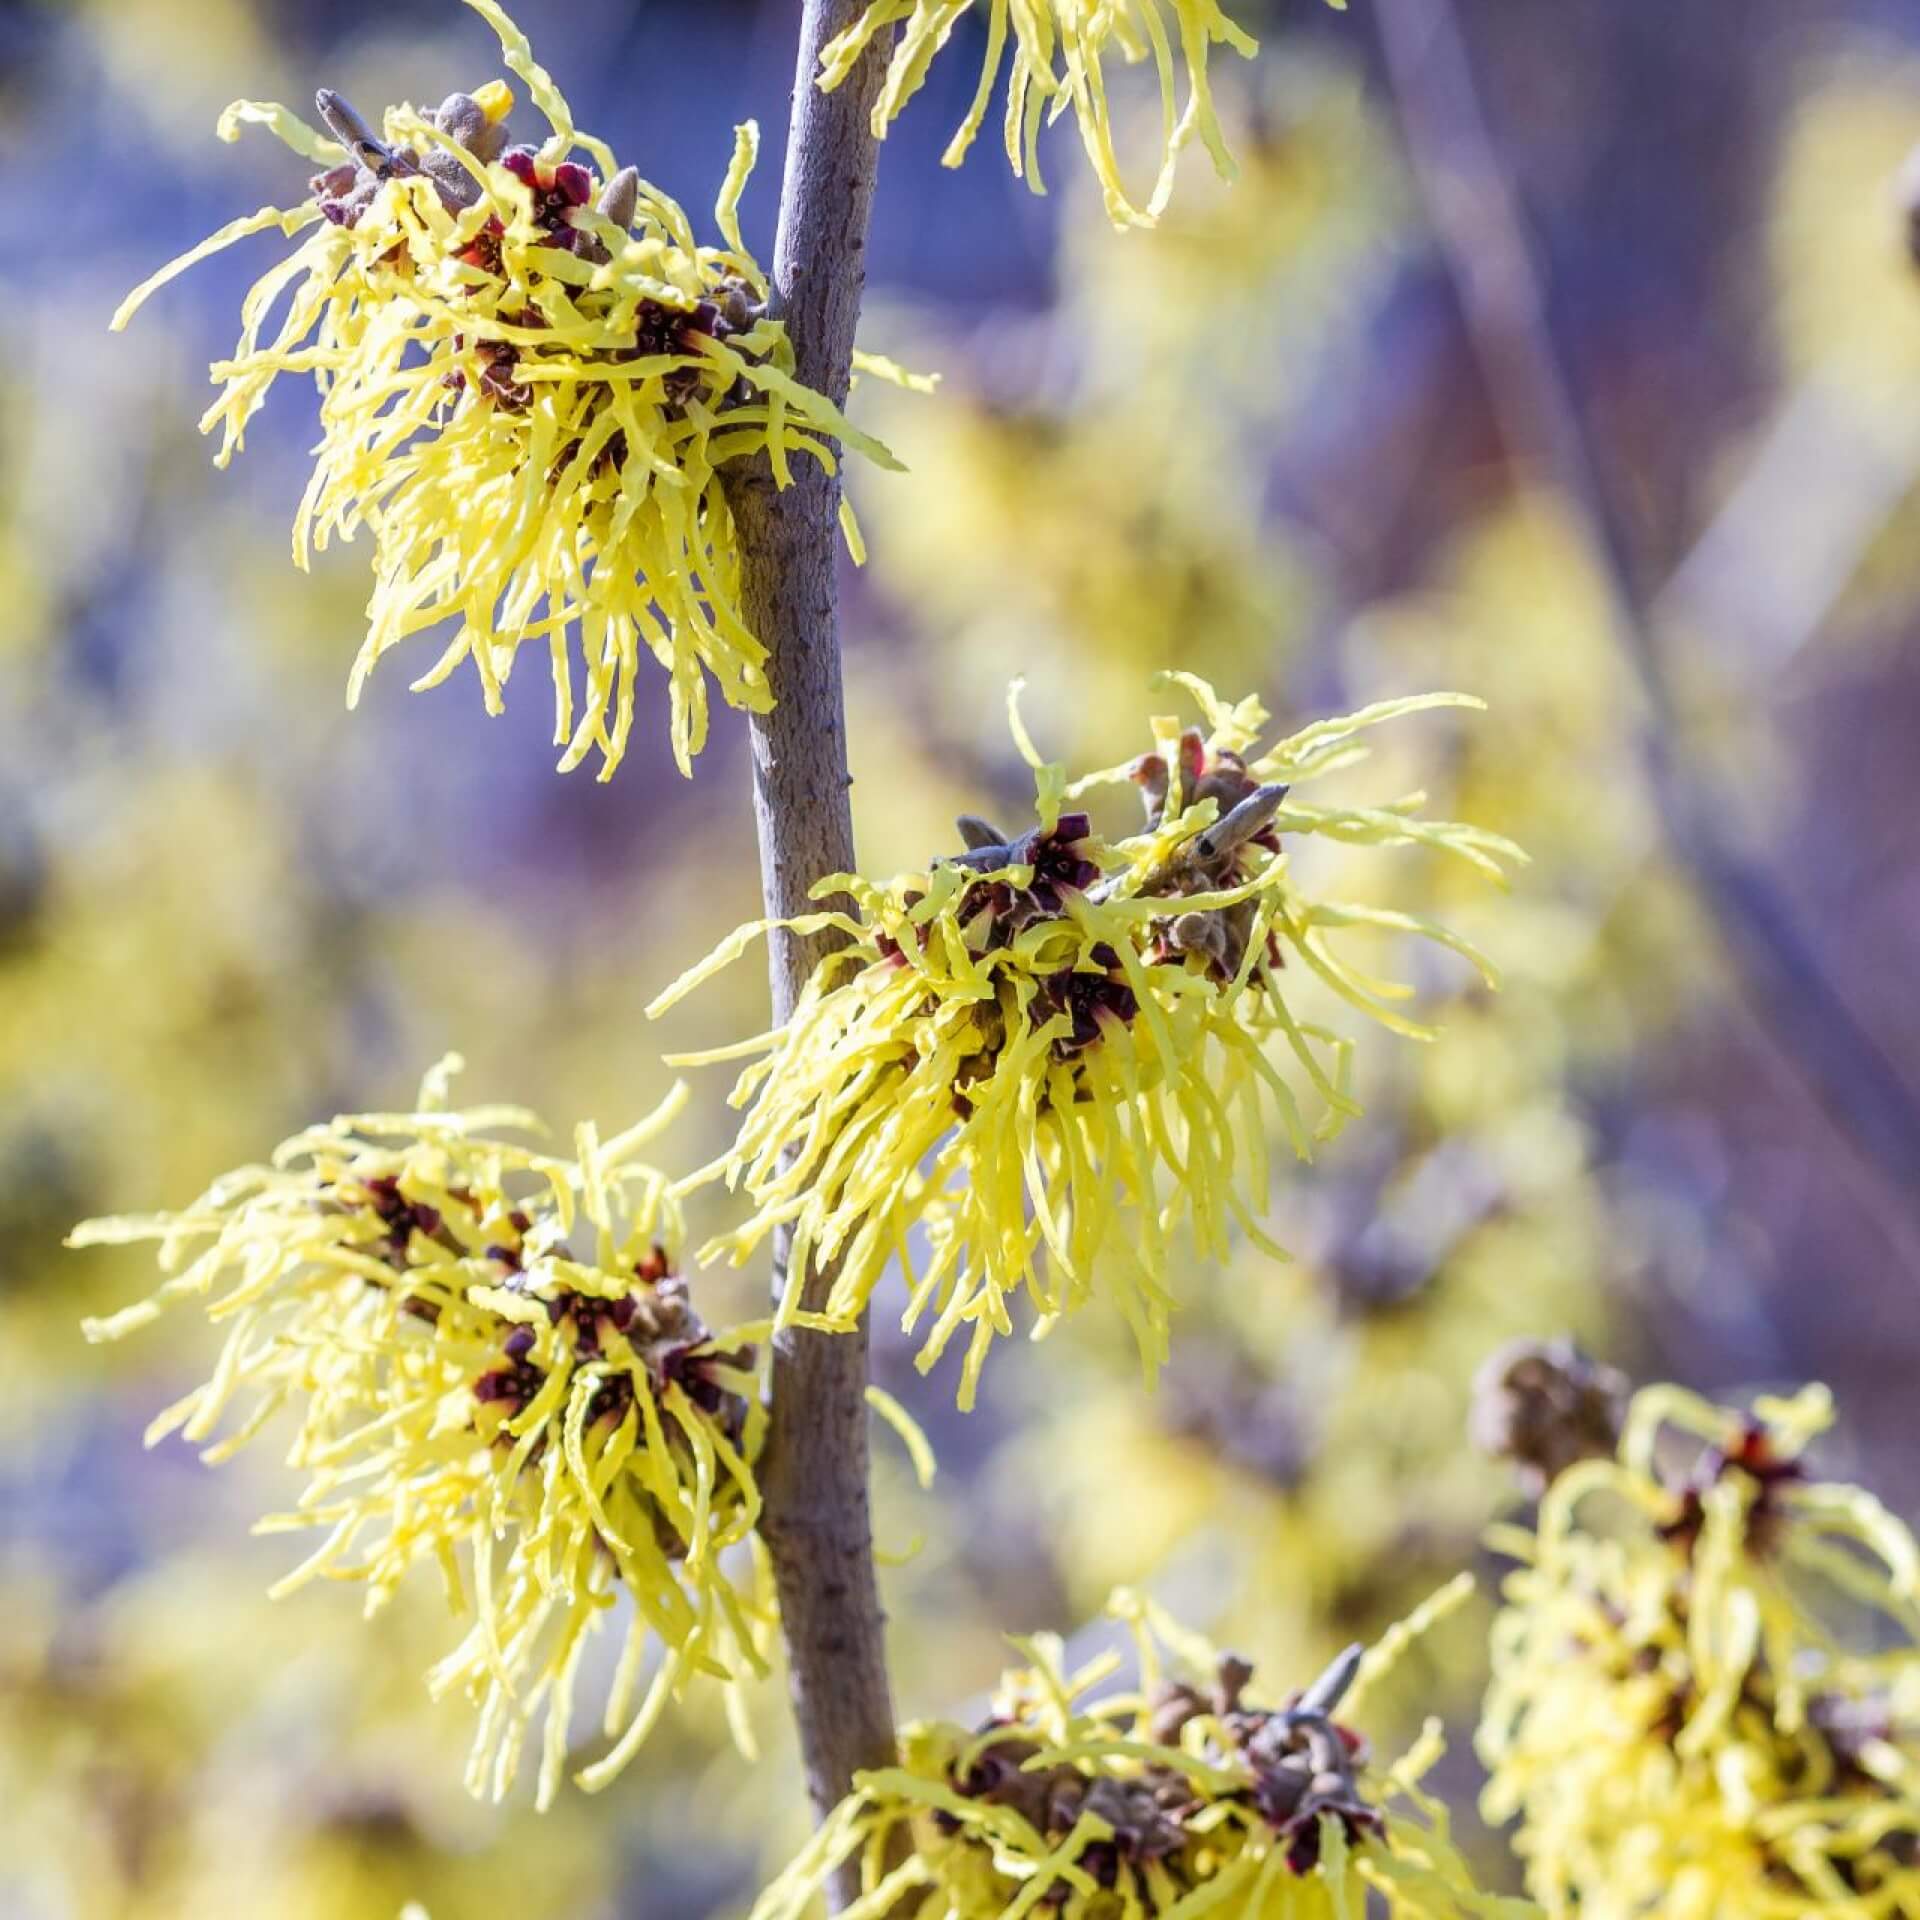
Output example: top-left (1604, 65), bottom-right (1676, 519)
top-left (6, 0), bottom-right (1920, 1913)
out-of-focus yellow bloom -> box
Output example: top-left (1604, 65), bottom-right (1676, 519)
top-left (753, 1584), bottom-right (1536, 1917)
top-left (0, 762), bottom-right (347, 1402)
top-left (1771, 51), bottom-right (1920, 400)
top-left (71, 1058), bottom-right (774, 1807)
top-left (847, 57), bottom-right (1399, 771)
top-left (0, 1554), bottom-right (619, 1920)
top-left (1021, 1064), bottom-right (1609, 1716)
top-left (818, 1), bottom-right (1281, 229)
top-left (651, 675), bottom-right (1519, 1407)
top-left (1480, 1381), bottom-right (1920, 1919)
top-left (111, 0), bottom-right (902, 777)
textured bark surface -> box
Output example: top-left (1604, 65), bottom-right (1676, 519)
top-left (722, 1), bottom-right (898, 1899)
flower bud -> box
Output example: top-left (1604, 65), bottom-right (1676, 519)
top-left (1469, 1335), bottom-right (1626, 1496)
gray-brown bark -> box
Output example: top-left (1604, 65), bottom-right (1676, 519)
top-left (723, 0), bottom-right (898, 1903)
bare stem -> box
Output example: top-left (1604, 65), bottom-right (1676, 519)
top-left (723, 0), bottom-right (898, 1900)
top-left (1372, 0), bottom-right (1920, 1228)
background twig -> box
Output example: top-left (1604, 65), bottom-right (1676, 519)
top-left (1372, 0), bottom-right (1920, 1236)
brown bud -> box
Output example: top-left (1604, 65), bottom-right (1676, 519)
top-left (1130, 753), bottom-right (1170, 824)
top-left (1195, 782), bottom-right (1288, 866)
top-left (1215, 1653), bottom-right (1255, 1715)
top-left (714, 277), bottom-right (763, 333)
top-left (309, 161), bottom-right (359, 200)
top-left (433, 93), bottom-right (489, 148)
top-left (1900, 140), bottom-right (1920, 271)
top-left (430, 93), bottom-right (509, 162)
top-left (1296, 1641), bottom-right (1365, 1719)
top-left (1144, 1681), bottom-right (1208, 1747)
top-left (316, 88), bottom-right (410, 179)
top-left (955, 813), bottom-right (1009, 851)
top-left (596, 165), bottom-right (641, 232)
top-left (1470, 1337), bottom-right (1627, 1497)
top-left (1167, 910), bottom-right (1229, 967)
top-left (421, 148), bottom-right (484, 211)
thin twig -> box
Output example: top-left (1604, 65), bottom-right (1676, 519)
top-left (1372, 0), bottom-right (1920, 1231)
top-left (723, 1), bottom-right (899, 1901)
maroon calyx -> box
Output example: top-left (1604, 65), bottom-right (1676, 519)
top-left (1132, 731), bottom-right (1277, 851)
top-left (467, 1257), bottom-right (755, 1469)
top-left (874, 888), bottom-right (930, 969)
top-left (442, 304), bottom-right (546, 412)
top-left (1658, 1415), bottom-right (1807, 1557)
top-left (362, 1174), bottom-right (441, 1247)
top-left (946, 812), bottom-right (1101, 939)
top-left (500, 146), bottom-right (596, 249)
top-left (1032, 943), bottom-right (1139, 1060)
top-left (940, 1727), bottom-right (1195, 1889)
top-left (937, 1646), bottom-right (1385, 1898)
top-left (473, 1333), bottom-right (544, 1411)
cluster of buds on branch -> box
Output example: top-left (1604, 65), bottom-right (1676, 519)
top-left (308, 84), bottom-right (515, 227)
top-left (1125, 726), bottom-right (1290, 982)
top-left (752, 1585), bottom-right (1526, 1918)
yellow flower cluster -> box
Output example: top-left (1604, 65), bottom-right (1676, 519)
top-left (111, 0), bottom-right (902, 777)
top-left (1480, 1382), bottom-right (1920, 1919)
top-left (753, 1583), bottom-right (1536, 1918)
top-left (818, 0), bottom-right (1280, 229)
top-left (72, 1058), bottom-right (773, 1807)
top-left (651, 675), bottom-right (1519, 1407)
